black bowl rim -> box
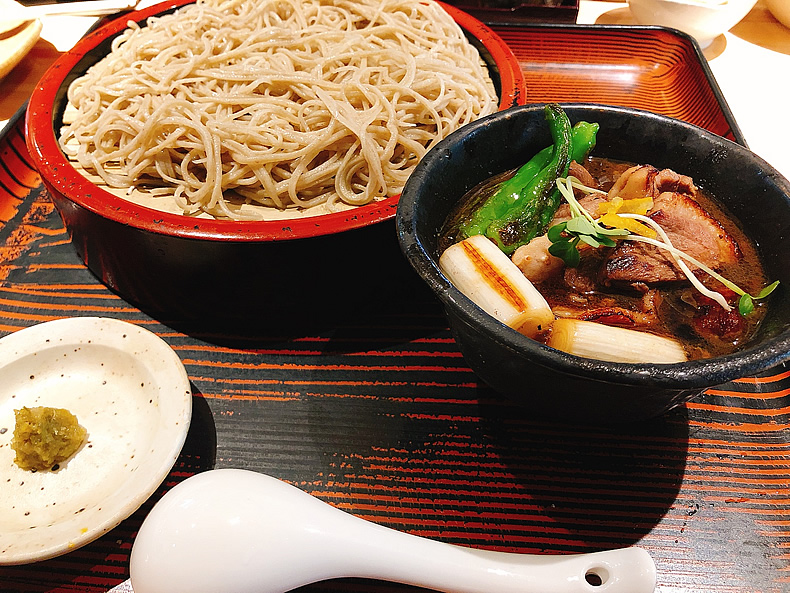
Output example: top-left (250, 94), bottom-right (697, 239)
top-left (397, 102), bottom-right (790, 389)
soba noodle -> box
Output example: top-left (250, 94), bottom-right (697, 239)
top-left (60, 0), bottom-right (499, 220)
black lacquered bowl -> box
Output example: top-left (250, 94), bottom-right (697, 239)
top-left (397, 104), bottom-right (790, 422)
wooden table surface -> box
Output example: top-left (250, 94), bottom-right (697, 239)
top-left (1, 2), bottom-right (790, 593)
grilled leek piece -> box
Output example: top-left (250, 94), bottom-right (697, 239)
top-left (547, 318), bottom-right (688, 364)
top-left (439, 235), bottom-right (555, 338)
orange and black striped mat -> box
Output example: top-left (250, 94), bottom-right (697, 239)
top-left (1, 25), bottom-right (788, 593)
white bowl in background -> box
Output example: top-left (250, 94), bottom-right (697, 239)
top-left (628, 0), bottom-right (758, 47)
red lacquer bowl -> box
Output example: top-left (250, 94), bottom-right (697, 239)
top-left (25, 0), bottom-right (525, 326)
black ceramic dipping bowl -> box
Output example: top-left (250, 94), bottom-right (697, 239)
top-left (397, 104), bottom-right (790, 423)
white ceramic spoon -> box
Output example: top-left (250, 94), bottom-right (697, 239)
top-left (127, 469), bottom-right (656, 593)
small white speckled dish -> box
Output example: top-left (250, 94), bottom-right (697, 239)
top-left (0, 317), bottom-right (192, 565)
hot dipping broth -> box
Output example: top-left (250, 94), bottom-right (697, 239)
top-left (441, 155), bottom-right (771, 361)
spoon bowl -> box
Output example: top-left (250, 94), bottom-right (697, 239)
top-left (129, 469), bottom-right (656, 593)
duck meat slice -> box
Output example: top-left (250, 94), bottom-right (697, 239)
top-left (608, 165), bottom-right (698, 200)
top-left (552, 164), bottom-right (697, 226)
top-left (568, 160), bottom-right (598, 189)
top-left (693, 291), bottom-right (745, 338)
top-left (554, 306), bottom-right (658, 328)
top-left (553, 290), bottom-right (662, 328)
top-left (550, 193), bottom-right (607, 227)
top-left (601, 191), bottom-right (742, 285)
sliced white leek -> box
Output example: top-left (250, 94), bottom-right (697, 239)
top-left (439, 235), bottom-right (555, 338)
top-left (547, 318), bottom-right (688, 364)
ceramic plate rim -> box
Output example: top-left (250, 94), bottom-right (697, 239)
top-left (0, 317), bottom-right (192, 565)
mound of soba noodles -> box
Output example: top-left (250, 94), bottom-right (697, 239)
top-left (59, 0), bottom-right (499, 220)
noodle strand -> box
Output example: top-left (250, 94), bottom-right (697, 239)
top-left (61, 0), bottom-right (498, 220)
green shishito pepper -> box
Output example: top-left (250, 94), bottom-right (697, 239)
top-left (459, 105), bottom-right (598, 255)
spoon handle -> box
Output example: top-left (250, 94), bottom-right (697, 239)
top-left (321, 501), bottom-right (656, 593)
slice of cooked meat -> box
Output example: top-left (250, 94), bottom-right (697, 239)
top-left (568, 160), bottom-right (597, 189)
top-left (551, 193), bottom-right (608, 225)
top-left (554, 306), bottom-right (659, 328)
top-left (552, 290), bottom-right (661, 329)
top-left (516, 165), bottom-right (697, 286)
top-left (563, 249), bottom-right (608, 293)
top-left (654, 168), bottom-right (697, 196)
top-left (608, 165), bottom-right (697, 200)
top-left (608, 165), bottom-right (654, 200)
top-left (602, 190), bottom-right (742, 284)
top-left (553, 164), bottom-right (696, 225)
top-left (693, 291), bottom-right (745, 338)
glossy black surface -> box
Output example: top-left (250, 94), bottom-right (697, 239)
top-left (397, 104), bottom-right (790, 422)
